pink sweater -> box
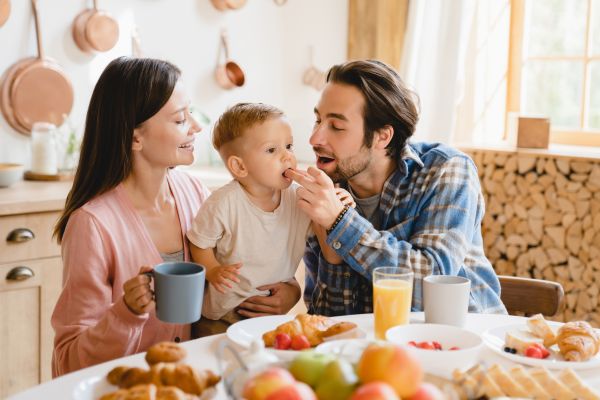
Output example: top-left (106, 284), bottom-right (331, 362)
top-left (51, 170), bottom-right (210, 377)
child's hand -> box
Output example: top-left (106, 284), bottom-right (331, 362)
top-left (335, 187), bottom-right (356, 208)
top-left (206, 263), bottom-right (242, 294)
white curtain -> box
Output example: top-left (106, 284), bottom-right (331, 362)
top-left (400, 0), bottom-right (476, 143)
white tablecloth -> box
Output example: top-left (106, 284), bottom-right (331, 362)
top-left (9, 312), bottom-right (600, 399)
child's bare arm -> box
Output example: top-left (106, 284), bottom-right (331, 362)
top-left (190, 243), bottom-right (241, 294)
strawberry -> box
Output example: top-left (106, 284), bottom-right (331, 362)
top-left (525, 345), bottom-right (543, 358)
top-left (531, 343), bottom-right (550, 358)
top-left (417, 341), bottom-right (436, 350)
top-left (449, 346), bottom-right (460, 351)
top-left (290, 334), bottom-right (311, 350)
top-left (432, 341), bottom-right (442, 350)
top-left (407, 341), bottom-right (417, 347)
top-left (274, 333), bottom-right (292, 350)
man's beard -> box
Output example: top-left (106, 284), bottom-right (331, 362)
top-left (324, 146), bottom-right (372, 183)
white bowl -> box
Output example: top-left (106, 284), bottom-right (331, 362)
top-left (0, 163), bottom-right (24, 187)
top-left (385, 323), bottom-right (483, 377)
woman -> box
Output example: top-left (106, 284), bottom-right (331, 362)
top-left (51, 57), bottom-right (210, 377)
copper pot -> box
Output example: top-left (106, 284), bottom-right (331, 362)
top-left (0, 0), bottom-right (73, 135)
top-left (72, 0), bottom-right (119, 53)
top-left (214, 31), bottom-right (245, 90)
top-left (0, 0), bottom-right (10, 27)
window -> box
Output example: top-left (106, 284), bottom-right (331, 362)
top-left (507, 0), bottom-right (600, 146)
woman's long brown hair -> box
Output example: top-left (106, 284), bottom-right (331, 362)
top-left (54, 57), bottom-right (181, 243)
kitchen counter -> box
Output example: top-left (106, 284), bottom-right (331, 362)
top-left (0, 166), bottom-right (232, 217)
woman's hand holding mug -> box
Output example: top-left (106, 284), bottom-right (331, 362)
top-left (123, 266), bottom-right (155, 315)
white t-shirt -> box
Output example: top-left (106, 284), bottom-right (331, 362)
top-left (187, 180), bottom-right (312, 320)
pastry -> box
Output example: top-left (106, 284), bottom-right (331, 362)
top-left (145, 341), bottom-right (187, 365)
top-left (487, 364), bottom-right (529, 398)
top-left (149, 363), bottom-right (220, 396)
top-left (99, 383), bottom-right (198, 400)
top-left (559, 368), bottom-right (600, 400)
top-left (508, 365), bottom-right (551, 399)
top-left (529, 366), bottom-right (576, 400)
top-left (527, 313), bottom-right (557, 347)
top-left (556, 321), bottom-right (600, 362)
top-left (106, 363), bottom-right (220, 396)
top-left (262, 314), bottom-right (359, 347)
top-left (505, 329), bottom-right (545, 354)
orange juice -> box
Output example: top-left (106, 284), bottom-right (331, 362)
top-left (373, 279), bottom-right (413, 339)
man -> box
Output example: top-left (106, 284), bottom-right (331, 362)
top-left (285, 59), bottom-right (506, 316)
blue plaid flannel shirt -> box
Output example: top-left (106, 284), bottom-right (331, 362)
top-left (303, 142), bottom-right (507, 316)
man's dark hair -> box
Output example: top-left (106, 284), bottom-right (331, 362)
top-left (326, 59), bottom-right (419, 158)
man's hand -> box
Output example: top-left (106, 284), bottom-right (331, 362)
top-left (285, 167), bottom-right (345, 229)
top-left (335, 187), bottom-right (356, 208)
top-left (206, 263), bottom-right (241, 294)
top-left (236, 280), bottom-right (301, 318)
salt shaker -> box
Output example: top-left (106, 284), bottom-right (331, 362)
top-left (30, 122), bottom-right (58, 175)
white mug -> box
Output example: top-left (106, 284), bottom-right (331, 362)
top-left (423, 275), bottom-right (470, 327)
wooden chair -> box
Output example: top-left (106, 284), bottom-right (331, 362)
top-left (499, 275), bottom-right (564, 317)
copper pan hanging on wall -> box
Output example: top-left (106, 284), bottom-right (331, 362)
top-left (72, 0), bottom-right (119, 53)
top-left (0, 0), bottom-right (74, 135)
top-left (214, 30), bottom-right (245, 90)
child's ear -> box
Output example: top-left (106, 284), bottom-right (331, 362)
top-left (227, 155), bottom-right (248, 178)
top-left (132, 128), bottom-right (143, 151)
top-left (374, 125), bottom-right (394, 150)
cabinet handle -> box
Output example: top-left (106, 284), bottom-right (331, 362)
top-left (6, 228), bottom-right (35, 243)
top-left (6, 266), bottom-right (35, 281)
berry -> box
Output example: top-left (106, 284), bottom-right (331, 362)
top-left (449, 346), bottom-right (460, 351)
top-left (531, 343), bottom-right (550, 358)
top-left (274, 333), bottom-right (291, 350)
top-left (417, 341), bottom-right (436, 350)
top-left (290, 334), bottom-right (311, 350)
top-left (433, 341), bottom-right (442, 350)
top-left (525, 345), bottom-right (544, 358)
top-left (510, 348), bottom-right (517, 354)
top-left (407, 341), bottom-right (417, 347)
top-left (504, 346), bottom-right (512, 353)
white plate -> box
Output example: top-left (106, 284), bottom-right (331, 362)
top-left (482, 322), bottom-right (600, 370)
top-left (72, 376), bottom-right (217, 399)
top-left (226, 315), bottom-right (366, 360)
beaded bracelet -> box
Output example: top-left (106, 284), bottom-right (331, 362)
top-left (326, 204), bottom-right (351, 234)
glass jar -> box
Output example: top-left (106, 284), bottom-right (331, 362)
top-left (30, 122), bottom-right (58, 175)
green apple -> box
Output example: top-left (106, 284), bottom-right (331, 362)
top-left (289, 351), bottom-right (336, 387)
top-left (315, 359), bottom-right (359, 400)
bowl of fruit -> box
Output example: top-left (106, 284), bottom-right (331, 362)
top-left (228, 342), bottom-right (454, 400)
top-left (385, 323), bottom-right (483, 377)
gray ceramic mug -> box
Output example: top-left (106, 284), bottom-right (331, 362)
top-left (148, 262), bottom-right (205, 324)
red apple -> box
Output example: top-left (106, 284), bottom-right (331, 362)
top-left (356, 343), bottom-right (423, 398)
top-left (350, 382), bottom-right (399, 400)
top-left (266, 381), bottom-right (317, 400)
top-left (407, 383), bottom-right (445, 400)
top-left (242, 367), bottom-right (296, 400)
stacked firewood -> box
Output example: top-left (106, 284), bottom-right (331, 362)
top-left (464, 149), bottom-right (600, 324)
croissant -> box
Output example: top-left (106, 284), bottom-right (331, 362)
top-left (99, 383), bottom-right (199, 400)
top-left (106, 363), bottom-right (220, 396)
top-left (556, 321), bottom-right (600, 362)
top-left (262, 314), bottom-right (359, 347)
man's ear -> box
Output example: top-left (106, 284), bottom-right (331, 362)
top-left (132, 128), bottom-right (143, 151)
top-left (227, 155), bottom-right (248, 178)
top-left (373, 125), bottom-right (394, 150)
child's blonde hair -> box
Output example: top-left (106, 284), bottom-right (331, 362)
top-left (212, 103), bottom-right (285, 152)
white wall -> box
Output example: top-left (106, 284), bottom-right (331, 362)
top-left (0, 0), bottom-right (348, 167)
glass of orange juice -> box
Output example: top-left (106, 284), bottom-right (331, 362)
top-left (373, 266), bottom-right (414, 339)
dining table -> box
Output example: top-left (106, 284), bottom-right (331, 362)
top-left (8, 312), bottom-right (600, 399)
